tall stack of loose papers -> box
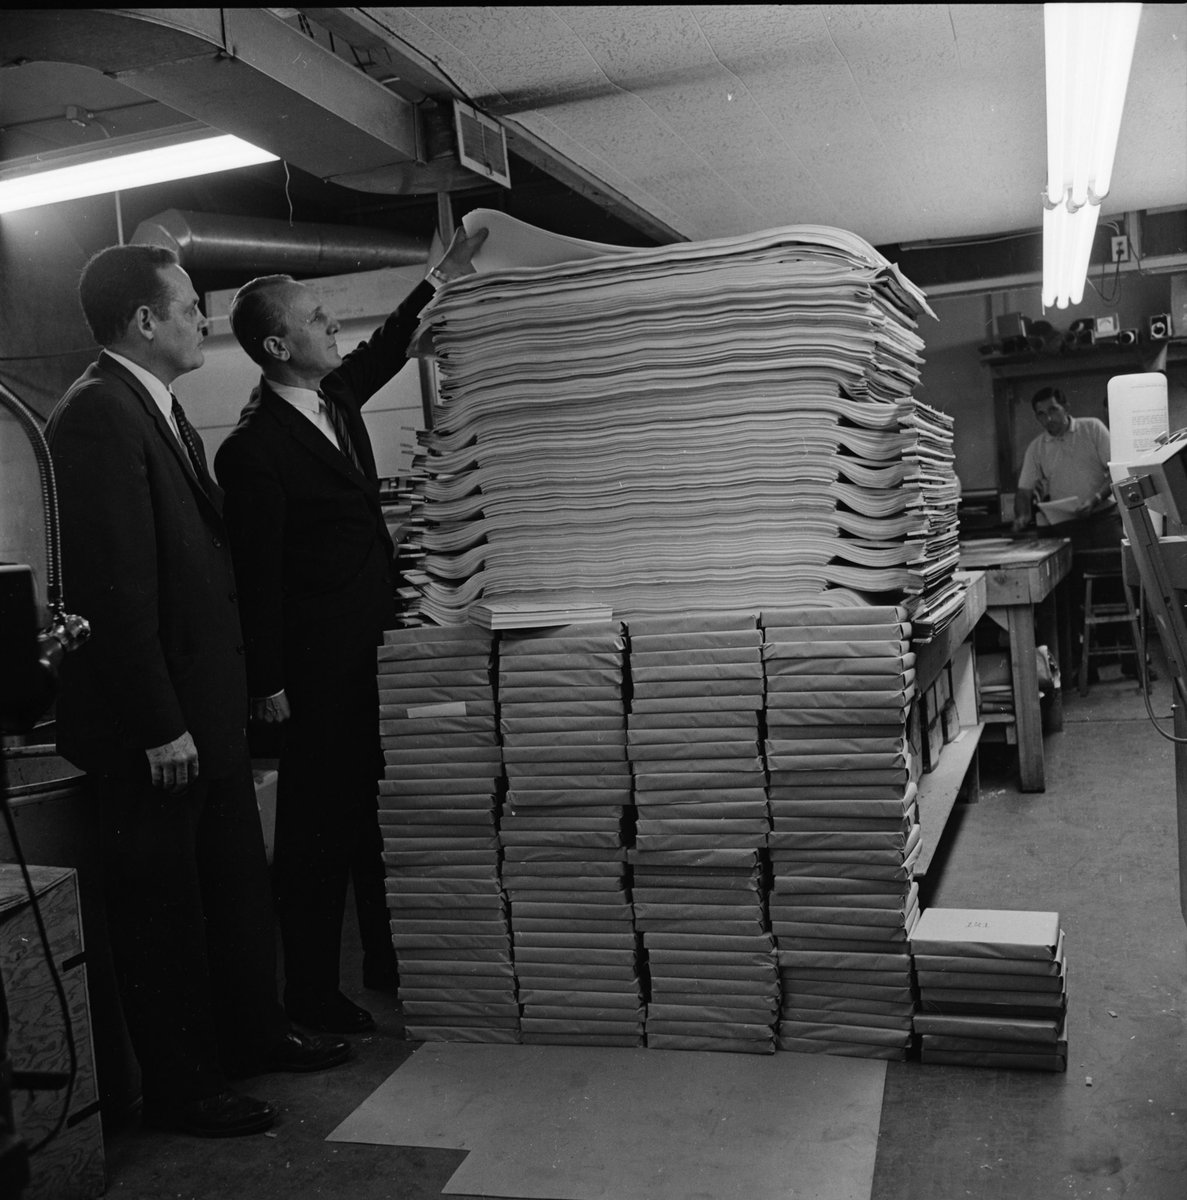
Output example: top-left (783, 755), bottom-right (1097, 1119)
top-left (377, 626), bottom-right (519, 1042)
top-left (402, 214), bottom-right (961, 634)
top-left (626, 612), bottom-right (778, 1053)
top-left (763, 607), bottom-right (921, 1059)
top-left (497, 623), bottom-right (645, 1046)
top-left (911, 908), bottom-right (1068, 1071)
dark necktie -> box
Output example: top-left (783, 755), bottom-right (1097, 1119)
top-left (171, 395), bottom-right (210, 492)
top-left (321, 393), bottom-right (365, 477)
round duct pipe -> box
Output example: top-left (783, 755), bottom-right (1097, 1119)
top-left (131, 209), bottom-right (431, 276)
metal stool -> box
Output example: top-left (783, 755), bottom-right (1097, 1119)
top-left (1076, 547), bottom-right (1136, 696)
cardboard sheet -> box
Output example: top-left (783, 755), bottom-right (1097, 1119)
top-left (329, 1041), bottom-right (885, 1200)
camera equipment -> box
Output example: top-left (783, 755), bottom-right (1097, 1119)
top-left (1148, 313), bottom-right (1173, 341)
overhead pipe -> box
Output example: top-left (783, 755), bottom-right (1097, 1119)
top-left (131, 209), bottom-right (431, 276)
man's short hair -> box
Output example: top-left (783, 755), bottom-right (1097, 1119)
top-left (78, 244), bottom-right (179, 347)
top-left (1031, 385), bottom-right (1069, 412)
top-left (230, 275), bottom-right (296, 367)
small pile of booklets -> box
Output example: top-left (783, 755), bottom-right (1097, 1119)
top-left (377, 625), bottom-right (519, 1042)
top-left (497, 622), bottom-right (644, 1046)
top-left (626, 612), bottom-right (779, 1053)
top-left (910, 907), bottom-right (1068, 1071)
top-left (763, 606), bottom-right (921, 1060)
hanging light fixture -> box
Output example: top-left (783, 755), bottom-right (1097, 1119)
top-left (1041, 2), bottom-right (1142, 309)
top-left (0, 126), bottom-right (278, 216)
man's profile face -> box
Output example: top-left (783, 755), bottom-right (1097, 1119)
top-left (152, 265), bottom-right (208, 379)
top-left (274, 283), bottom-right (343, 380)
top-left (1034, 397), bottom-right (1071, 437)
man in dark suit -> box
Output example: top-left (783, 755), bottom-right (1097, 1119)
top-left (47, 244), bottom-right (350, 1138)
top-left (215, 226), bottom-right (486, 1034)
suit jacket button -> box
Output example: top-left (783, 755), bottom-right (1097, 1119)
top-left (235, 645), bottom-right (245, 655)
top-left (213, 537), bottom-right (223, 548)
top-left (229, 591), bottom-right (238, 602)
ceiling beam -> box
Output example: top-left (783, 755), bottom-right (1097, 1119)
top-left (300, 7), bottom-right (683, 244)
top-left (0, 8), bottom-right (475, 193)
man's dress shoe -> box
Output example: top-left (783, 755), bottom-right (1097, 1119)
top-left (287, 993), bottom-right (376, 1034)
top-left (143, 1089), bottom-right (276, 1137)
top-left (231, 1029), bottom-right (351, 1077)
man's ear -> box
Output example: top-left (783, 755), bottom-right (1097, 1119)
top-left (262, 335), bottom-right (289, 362)
top-left (133, 304), bottom-right (156, 341)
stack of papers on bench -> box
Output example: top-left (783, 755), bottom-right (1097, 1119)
top-left (377, 625), bottom-right (519, 1042)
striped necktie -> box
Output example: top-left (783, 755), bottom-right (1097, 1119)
top-left (171, 395), bottom-right (210, 492)
top-left (320, 393), bottom-right (365, 477)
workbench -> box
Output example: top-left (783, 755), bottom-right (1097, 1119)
top-left (958, 537), bottom-right (1073, 792)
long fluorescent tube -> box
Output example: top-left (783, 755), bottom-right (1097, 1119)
top-left (0, 132), bottom-right (278, 215)
top-left (1041, 3), bottom-right (1141, 309)
top-left (1090, 7), bottom-right (1142, 199)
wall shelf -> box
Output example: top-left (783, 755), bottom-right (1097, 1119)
top-left (915, 722), bottom-right (984, 879)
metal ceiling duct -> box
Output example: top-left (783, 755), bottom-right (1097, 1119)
top-left (131, 210), bottom-right (431, 276)
top-left (0, 8), bottom-right (481, 194)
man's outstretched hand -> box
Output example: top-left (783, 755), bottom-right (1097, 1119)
top-left (432, 225), bottom-right (489, 283)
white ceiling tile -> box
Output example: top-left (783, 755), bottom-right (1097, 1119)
top-left (367, 3), bottom-right (1187, 244)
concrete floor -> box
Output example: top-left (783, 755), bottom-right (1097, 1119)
top-left (90, 662), bottom-right (1187, 1200)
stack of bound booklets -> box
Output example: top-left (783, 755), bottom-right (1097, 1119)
top-left (974, 649), bottom-right (1015, 717)
top-left (401, 215), bottom-right (963, 636)
top-left (376, 626), bottom-right (519, 1042)
top-left (625, 612), bottom-right (779, 1053)
top-left (911, 908), bottom-right (1068, 1071)
top-left (497, 623), bottom-right (645, 1047)
top-left (895, 403), bottom-right (962, 641)
top-left (762, 607), bottom-right (922, 1060)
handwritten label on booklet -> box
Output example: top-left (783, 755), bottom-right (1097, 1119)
top-left (406, 701), bottom-right (469, 718)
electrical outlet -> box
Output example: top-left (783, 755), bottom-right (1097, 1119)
top-left (1111, 235), bottom-right (1130, 263)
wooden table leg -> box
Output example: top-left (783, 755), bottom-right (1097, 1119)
top-left (1008, 603), bottom-right (1045, 792)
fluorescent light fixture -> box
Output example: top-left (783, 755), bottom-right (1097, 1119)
top-left (1042, 202), bottom-right (1102, 309)
top-left (0, 128), bottom-right (279, 215)
top-left (1041, 2), bottom-right (1141, 309)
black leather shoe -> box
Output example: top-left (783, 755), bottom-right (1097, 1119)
top-left (258, 1030), bottom-right (351, 1074)
top-left (287, 993), bottom-right (376, 1034)
top-left (143, 1089), bottom-right (276, 1138)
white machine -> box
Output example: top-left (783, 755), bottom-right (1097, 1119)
top-left (1108, 373), bottom-right (1187, 926)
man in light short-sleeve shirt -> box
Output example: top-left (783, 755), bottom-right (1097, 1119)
top-left (1011, 384), bottom-right (1136, 678)
top-left (1012, 386), bottom-right (1118, 543)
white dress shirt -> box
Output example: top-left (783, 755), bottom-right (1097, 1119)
top-left (267, 381), bottom-right (345, 454)
top-left (105, 350), bottom-right (185, 445)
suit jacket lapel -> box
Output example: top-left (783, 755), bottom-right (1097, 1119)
top-left (97, 352), bottom-right (224, 517)
top-left (258, 382), bottom-right (373, 491)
